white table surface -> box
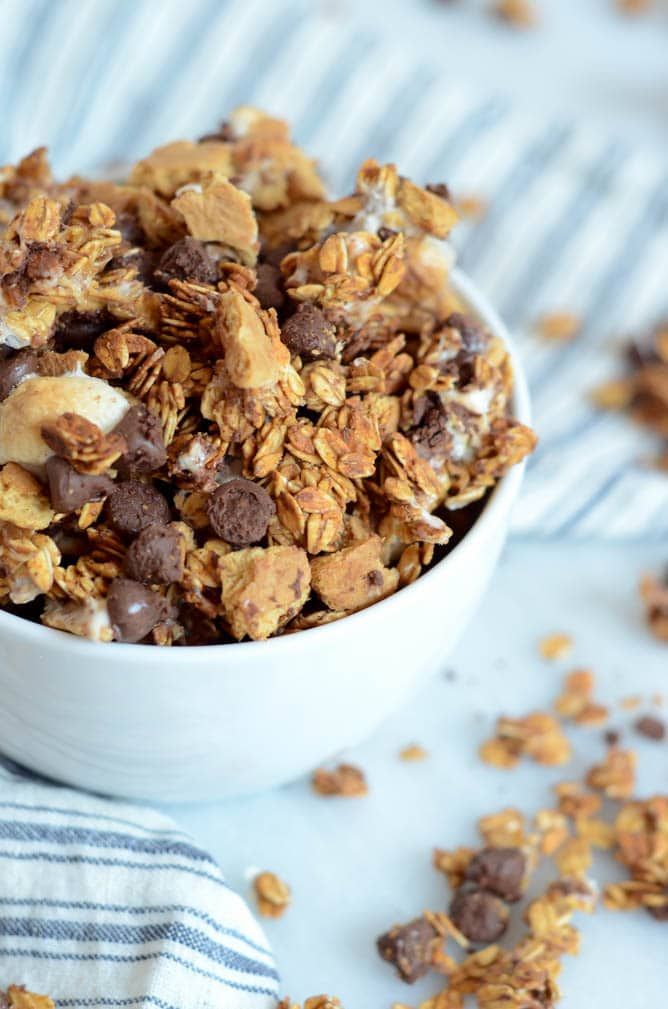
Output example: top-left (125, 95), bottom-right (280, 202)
top-left (161, 2), bottom-right (668, 1003)
top-left (163, 540), bottom-right (668, 1006)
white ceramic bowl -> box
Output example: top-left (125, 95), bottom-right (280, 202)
top-left (0, 270), bottom-right (530, 803)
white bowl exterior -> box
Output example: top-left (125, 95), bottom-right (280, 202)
top-left (0, 270), bottom-right (530, 802)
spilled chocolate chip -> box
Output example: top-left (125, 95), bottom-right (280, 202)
top-left (376, 916), bottom-right (441, 983)
top-left (445, 311), bottom-right (490, 354)
top-left (105, 481), bottom-right (171, 536)
top-left (155, 237), bottom-right (218, 286)
top-left (124, 524), bottom-right (184, 585)
top-left (53, 308), bottom-right (115, 351)
top-left (254, 262), bottom-right (285, 312)
top-left (0, 349), bottom-right (41, 401)
top-left (604, 728), bottom-right (621, 747)
top-left (426, 182), bottom-right (452, 200)
top-left (377, 226), bottom-right (398, 242)
top-left (280, 303), bottom-right (337, 361)
top-left (45, 457), bottom-right (114, 513)
top-left (449, 885), bottom-right (509, 944)
top-left (107, 577), bottom-right (171, 643)
top-left (634, 715), bottom-right (665, 741)
top-left (114, 405), bottom-right (167, 476)
top-left (207, 478), bottom-right (275, 546)
top-left (465, 847), bottom-right (526, 903)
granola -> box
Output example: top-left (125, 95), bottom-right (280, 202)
top-left (253, 869), bottom-right (291, 918)
top-left (1, 989), bottom-right (55, 1009)
top-left (0, 108), bottom-right (534, 644)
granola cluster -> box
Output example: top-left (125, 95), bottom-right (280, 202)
top-left (0, 988), bottom-right (54, 1009)
top-left (0, 107), bottom-right (535, 644)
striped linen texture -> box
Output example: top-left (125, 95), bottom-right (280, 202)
top-left (0, 763), bottom-right (278, 1008)
top-left (2, 0), bottom-right (668, 537)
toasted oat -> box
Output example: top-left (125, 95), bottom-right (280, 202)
top-left (554, 669), bottom-right (608, 726)
top-left (539, 632), bottom-right (573, 661)
top-left (535, 312), bottom-right (581, 342)
top-left (253, 870), bottom-right (291, 918)
top-left (480, 712), bottom-right (572, 768)
top-left (400, 744), bottom-right (428, 761)
top-left (491, 0), bottom-right (537, 27)
top-left (312, 763), bottom-right (368, 797)
top-left (585, 747), bottom-right (636, 799)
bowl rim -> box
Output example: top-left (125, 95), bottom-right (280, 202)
top-left (0, 268), bottom-right (531, 662)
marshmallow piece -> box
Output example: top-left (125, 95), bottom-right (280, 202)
top-left (0, 374), bottom-right (131, 472)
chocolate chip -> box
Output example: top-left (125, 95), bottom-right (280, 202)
top-left (445, 312), bottom-right (490, 354)
top-left (108, 247), bottom-right (159, 288)
top-left (634, 715), bottom-right (665, 741)
top-left (377, 226), bottom-right (398, 242)
top-left (24, 241), bottom-right (61, 281)
top-left (178, 603), bottom-right (221, 646)
top-left (280, 304), bottom-right (337, 361)
top-left (260, 240), bottom-right (298, 268)
top-left (648, 894), bottom-right (668, 921)
top-left (107, 577), bottom-right (171, 643)
top-left (207, 478), bottom-right (275, 546)
top-left (115, 211), bottom-right (145, 246)
top-left (410, 395), bottom-right (450, 459)
top-left (254, 263), bottom-right (285, 312)
top-left (105, 481), bottom-right (171, 536)
top-left (50, 525), bottom-right (90, 561)
top-left (45, 456), bottom-right (114, 513)
top-left (465, 847), bottom-right (526, 903)
top-left (198, 121), bottom-right (235, 143)
top-left (124, 524), bottom-right (184, 585)
top-left (449, 885), bottom-right (509, 944)
top-left (0, 349), bottom-right (41, 400)
top-left (155, 237), bottom-right (218, 286)
top-left (604, 728), bottom-right (621, 747)
top-left (426, 182), bottom-right (452, 201)
top-left (53, 308), bottom-right (115, 351)
top-left (114, 405), bottom-right (167, 476)
top-left (376, 916), bottom-right (441, 983)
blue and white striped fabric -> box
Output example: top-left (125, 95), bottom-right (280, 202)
top-left (1, 0), bottom-right (667, 538)
top-left (0, 763), bottom-right (278, 1008)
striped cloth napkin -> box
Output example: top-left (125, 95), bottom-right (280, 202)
top-left (2, 0), bottom-right (668, 537)
top-left (0, 763), bottom-right (278, 1009)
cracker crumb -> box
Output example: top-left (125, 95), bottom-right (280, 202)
top-left (399, 744), bottom-right (428, 761)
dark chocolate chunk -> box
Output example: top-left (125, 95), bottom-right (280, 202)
top-left (155, 237), bottom-right (218, 286)
top-left (53, 308), bottom-right (114, 351)
top-left (107, 577), bottom-right (171, 643)
top-left (634, 715), bottom-right (665, 741)
top-left (0, 349), bottom-right (41, 400)
top-left (280, 303), bottom-right (337, 361)
top-left (445, 312), bottom-right (490, 354)
top-left (377, 226), bottom-right (398, 242)
top-left (260, 240), bottom-right (298, 268)
top-left (254, 262), bottom-right (285, 312)
top-left (105, 481), bottom-right (171, 536)
top-left (604, 728), bottom-right (621, 747)
top-left (465, 847), bottom-right (526, 903)
top-left (124, 524), bottom-right (184, 584)
top-left (449, 885), bottom-right (509, 944)
top-left (178, 603), bottom-right (221, 646)
top-left (45, 456), bottom-right (114, 513)
top-left (648, 893), bottom-right (668, 921)
top-left (426, 182), bottom-right (452, 201)
top-left (114, 405), bottom-right (167, 476)
top-left (207, 478), bottom-right (275, 546)
top-left (24, 241), bottom-right (61, 281)
top-left (376, 916), bottom-right (441, 983)
top-left (115, 211), bottom-right (145, 246)
top-left (410, 394), bottom-right (450, 459)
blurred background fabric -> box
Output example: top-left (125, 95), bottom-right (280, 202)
top-left (2, 0), bottom-right (668, 537)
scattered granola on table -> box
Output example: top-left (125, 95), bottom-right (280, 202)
top-left (640, 572), bottom-right (668, 642)
top-left (535, 312), bottom-right (581, 343)
top-left (312, 762), bottom-right (368, 797)
top-left (479, 711), bottom-right (572, 768)
top-left (538, 632), bottom-right (573, 661)
top-left (0, 107), bottom-right (535, 645)
top-left (554, 669), bottom-right (608, 727)
top-left (277, 999), bottom-right (343, 1009)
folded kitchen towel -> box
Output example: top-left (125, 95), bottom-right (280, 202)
top-left (0, 763), bottom-right (278, 1009)
top-left (1, 0), bottom-right (668, 537)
